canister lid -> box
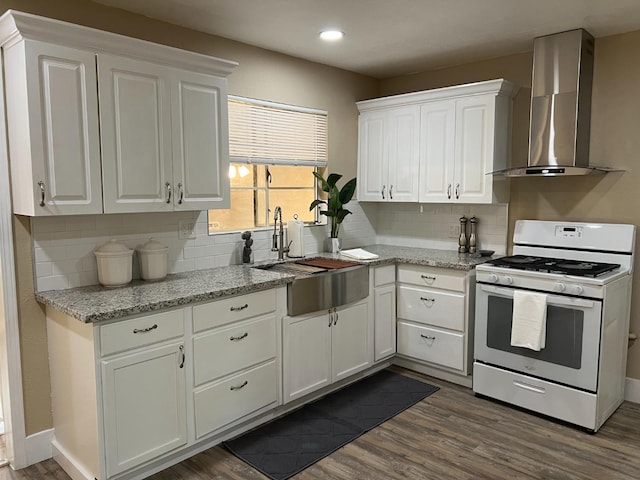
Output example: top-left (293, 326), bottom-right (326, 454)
top-left (138, 238), bottom-right (168, 252)
top-left (95, 239), bottom-right (133, 256)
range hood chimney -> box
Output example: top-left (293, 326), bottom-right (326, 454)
top-left (494, 29), bottom-right (617, 177)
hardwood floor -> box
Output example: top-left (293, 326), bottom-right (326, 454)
top-left (3, 366), bottom-right (640, 479)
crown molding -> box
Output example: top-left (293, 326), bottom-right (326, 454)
top-left (0, 10), bottom-right (238, 77)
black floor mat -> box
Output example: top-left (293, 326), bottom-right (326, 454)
top-left (223, 369), bottom-right (439, 480)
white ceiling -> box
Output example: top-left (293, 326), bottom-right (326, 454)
top-left (91, 0), bottom-right (640, 78)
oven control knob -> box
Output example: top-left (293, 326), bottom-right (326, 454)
top-left (554, 282), bottom-right (566, 292)
top-left (502, 276), bottom-right (513, 285)
top-left (573, 285), bottom-right (584, 295)
top-left (488, 274), bottom-right (499, 283)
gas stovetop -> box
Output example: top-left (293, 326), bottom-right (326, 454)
top-left (485, 255), bottom-right (621, 277)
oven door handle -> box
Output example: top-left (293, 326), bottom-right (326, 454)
top-left (479, 284), bottom-right (596, 309)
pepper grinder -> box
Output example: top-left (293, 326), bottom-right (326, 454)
top-left (469, 216), bottom-right (478, 254)
top-left (458, 216), bottom-right (468, 253)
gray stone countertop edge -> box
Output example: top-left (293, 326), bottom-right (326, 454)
top-left (36, 244), bottom-right (494, 323)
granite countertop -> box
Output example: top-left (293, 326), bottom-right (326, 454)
top-left (36, 266), bottom-right (294, 323)
top-left (36, 244), bottom-right (494, 323)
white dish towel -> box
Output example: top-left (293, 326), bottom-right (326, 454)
top-left (510, 290), bottom-right (548, 351)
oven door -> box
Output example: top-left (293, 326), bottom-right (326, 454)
top-left (474, 283), bottom-right (602, 392)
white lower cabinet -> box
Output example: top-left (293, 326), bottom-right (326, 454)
top-left (283, 299), bottom-right (371, 403)
top-left (45, 286), bottom-right (285, 480)
top-left (373, 264), bottom-right (397, 361)
top-left (101, 341), bottom-right (187, 477)
top-left (395, 264), bottom-right (474, 380)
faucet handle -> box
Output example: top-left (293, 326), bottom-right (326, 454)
top-left (285, 240), bottom-right (292, 252)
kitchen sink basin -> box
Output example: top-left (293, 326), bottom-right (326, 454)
top-left (254, 257), bottom-right (369, 316)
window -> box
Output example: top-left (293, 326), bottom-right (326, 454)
top-left (208, 96), bottom-right (328, 233)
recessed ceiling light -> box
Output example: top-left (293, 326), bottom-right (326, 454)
top-left (320, 30), bottom-right (344, 41)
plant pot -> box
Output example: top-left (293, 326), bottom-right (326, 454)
top-left (325, 237), bottom-right (342, 253)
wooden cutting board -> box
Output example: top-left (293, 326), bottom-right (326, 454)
top-left (295, 257), bottom-right (362, 270)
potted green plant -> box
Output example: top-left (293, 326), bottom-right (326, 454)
top-left (309, 171), bottom-right (357, 253)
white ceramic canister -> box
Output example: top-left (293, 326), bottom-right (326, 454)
top-left (94, 239), bottom-right (134, 287)
top-left (137, 238), bottom-right (168, 281)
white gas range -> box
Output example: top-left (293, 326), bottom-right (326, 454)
top-left (473, 220), bottom-right (636, 432)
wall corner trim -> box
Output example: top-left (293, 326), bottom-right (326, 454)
top-left (625, 377), bottom-right (640, 404)
top-left (25, 428), bottom-right (53, 466)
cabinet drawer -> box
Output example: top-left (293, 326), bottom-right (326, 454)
top-left (193, 289), bottom-right (276, 333)
top-left (194, 361), bottom-right (278, 438)
top-left (100, 309), bottom-right (184, 356)
top-left (397, 285), bottom-right (465, 331)
top-left (193, 315), bottom-right (276, 386)
top-left (397, 321), bottom-right (464, 371)
top-left (374, 264), bottom-right (396, 287)
top-left (397, 264), bottom-right (466, 292)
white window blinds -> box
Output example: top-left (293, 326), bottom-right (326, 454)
top-left (228, 96), bottom-right (328, 167)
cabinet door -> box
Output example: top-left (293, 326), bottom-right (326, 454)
top-left (374, 284), bottom-right (396, 361)
top-left (283, 311), bottom-right (331, 403)
top-left (387, 106), bottom-right (420, 202)
top-left (332, 300), bottom-right (371, 382)
top-left (102, 341), bottom-right (187, 477)
top-left (170, 70), bottom-right (230, 210)
top-left (98, 54), bottom-right (173, 213)
top-left (4, 39), bottom-right (102, 215)
top-left (454, 95), bottom-right (495, 203)
top-left (357, 110), bottom-right (387, 202)
top-left (419, 100), bottom-right (455, 203)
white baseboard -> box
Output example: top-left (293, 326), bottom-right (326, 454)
top-left (51, 440), bottom-right (94, 480)
top-left (25, 428), bottom-right (53, 466)
top-left (625, 377), bottom-right (640, 403)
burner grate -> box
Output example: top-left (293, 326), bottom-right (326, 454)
top-left (487, 255), bottom-right (620, 277)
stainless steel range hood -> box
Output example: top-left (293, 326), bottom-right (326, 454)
top-left (493, 29), bottom-right (618, 177)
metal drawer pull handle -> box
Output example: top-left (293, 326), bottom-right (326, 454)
top-left (381, 185), bottom-right (386, 200)
top-left (420, 275), bottom-right (436, 281)
top-left (455, 183), bottom-right (460, 199)
top-left (179, 345), bottom-right (185, 369)
top-left (230, 380), bottom-right (248, 391)
top-left (420, 297), bottom-right (436, 302)
top-left (177, 182), bottom-right (184, 204)
top-left (38, 181), bottom-right (45, 206)
top-left (389, 185), bottom-right (393, 200)
top-left (230, 303), bottom-right (249, 312)
top-left (133, 324), bottom-right (158, 334)
top-left (328, 310), bottom-right (333, 327)
top-left (230, 332), bottom-right (248, 341)
top-left (513, 381), bottom-right (546, 394)
top-left (420, 334), bottom-right (436, 340)
top-left (447, 183), bottom-right (451, 199)
top-left (333, 309), bottom-right (338, 326)
top-left (165, 182), bottom-right (172, 203)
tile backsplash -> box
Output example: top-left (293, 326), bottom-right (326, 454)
top-left (31, 201), bottom-right (506, 292)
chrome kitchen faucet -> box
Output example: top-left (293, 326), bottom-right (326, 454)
top-left (272, 206), bottom-right (291, 261)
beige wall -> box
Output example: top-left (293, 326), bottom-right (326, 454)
top-left (381, 30), bottom-right (640, 380)
top-left (2, 0), bottom-right (378, 435)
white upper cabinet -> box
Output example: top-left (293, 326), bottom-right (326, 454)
top-left (0, 10), bottom-right (237, 216)
top-left (98, 55), bottom-right (174, 213)
top-left (4, 39), bottom-right (102, 215)
top-left (99, 55), bottom-right (231, 213)
top-left (358, 79), bottom-right (518, 205)
top-left (358, 105), bottom-right (420, 202)
top-left (170, 70), bottom-right (230, 210)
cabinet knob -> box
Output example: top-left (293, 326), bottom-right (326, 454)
top-left (133, 324), bottom-right (158, 334)
top-left (38, 181), bottom-right (45, 207)
top-left (230, 380), bottom-right (248, 391)
top-left (165, 182), bottom-right (172, 204)
top-left (177, 182), bottom-right (184, 204)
